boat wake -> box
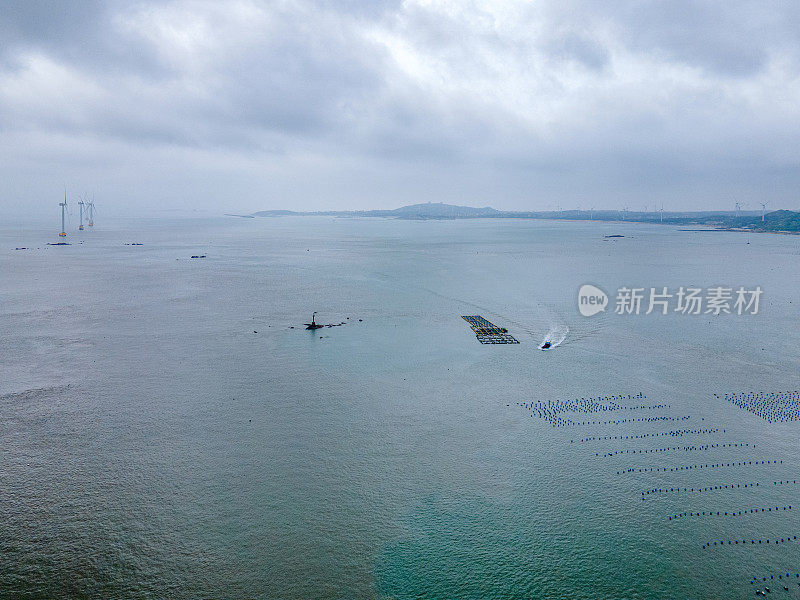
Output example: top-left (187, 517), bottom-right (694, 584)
top-left (372, 272), bottom-right (588, 351)
top-left (541, 324), bottom-right (569, 349)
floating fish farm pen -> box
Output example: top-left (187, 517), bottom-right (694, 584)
top-left (461, 315), bottom-right (519, 344)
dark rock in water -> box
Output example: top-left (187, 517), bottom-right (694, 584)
top-left (304, 312), bottom-right (347, 330)
top-left (604, 234), bottom-right (625, 238)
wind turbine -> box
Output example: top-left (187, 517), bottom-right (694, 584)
top-left (59, 189), bottom-right (68, 237)
top-left (760, 202), bottom-right (767, 223)
top-left (78, 197), bottom-right (85, 230)
top-left (620, 206), bottom-right (629, 221)
top-left (735, 201), bottom-right (741, 217)
top-left (87, 194), bottom-right (95, 227)
top-left (660, 204), bottom-right (664, 222)
top-left (589, 206), bottom-right (595, 220)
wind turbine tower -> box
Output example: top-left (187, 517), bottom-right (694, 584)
top-left (78, 198), bottom-right (85, 230)
top-left (660, 204), bottom-right (664, 222)
top-left (88, 198), bottom-right (94, 226)
top-left (59, 191), bottom-right (67, 237)
top-left (735, 201), bottom-right (741, 217)
top-left (760, 202), bottom-right (767, 223)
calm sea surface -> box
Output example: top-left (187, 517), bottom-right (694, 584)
top-left (2, 217), bottom-right (799, 599)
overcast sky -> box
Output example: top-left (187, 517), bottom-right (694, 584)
top-left (1, 0), bottom-right (799, 215)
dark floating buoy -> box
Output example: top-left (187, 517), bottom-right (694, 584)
top-left (642, 480), bottom-right (798, 498)
top-left (513, 392), bottom-right (670, 427)
top-left (720, 389), bottom-right (800, 423)
top-left (667, 505), bottom-right (791, 521)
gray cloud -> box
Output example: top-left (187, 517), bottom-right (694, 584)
top-left (607, 0), bottom-right (800, 76)
top-left (1, 0), bottom-right (799, 215)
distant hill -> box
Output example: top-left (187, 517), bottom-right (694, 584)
top-left (248, 203), bottom-right (800, 232)
top-left (251, 209), bottom-right (303, 217)
top-left (731, 209), bottom-right (800, 232)
top-left (389, 202), bottom-right (500, 219)
top-left (252, 202), bottom-right (501, 220)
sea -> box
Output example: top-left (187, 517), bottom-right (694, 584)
top-left (1, 216), bottom-right (799, 599)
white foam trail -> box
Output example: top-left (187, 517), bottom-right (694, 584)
top-left (542, 324), bottom-right (569, 348)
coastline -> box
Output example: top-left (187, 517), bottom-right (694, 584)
top-left (243, 212), bottom-right (800, 235)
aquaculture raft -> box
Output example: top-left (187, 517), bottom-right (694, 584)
top-left (461, 315), bottom-right (519, 344)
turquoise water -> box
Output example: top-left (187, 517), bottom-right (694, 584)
top-left (1, 217), bottom-right (799, 598)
